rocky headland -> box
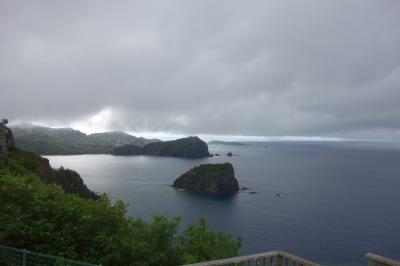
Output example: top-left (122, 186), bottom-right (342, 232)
top-left (2, 125), bottom-right (98, 199)
top-left (112, 136), bottom-right (210, 159)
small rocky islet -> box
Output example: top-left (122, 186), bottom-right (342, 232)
top-left (172, 163), bottom-right (239, 195)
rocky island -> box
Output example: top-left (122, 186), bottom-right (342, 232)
top-left (172, 163), bottom-right (239, 195)
top-left (112, 136), bottom-right (210, 159)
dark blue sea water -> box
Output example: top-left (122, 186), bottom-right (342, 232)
top-left (46, 141), bottom-right (400, 265)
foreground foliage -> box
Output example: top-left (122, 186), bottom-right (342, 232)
top-left (0, 167), bottom-right (241, 265)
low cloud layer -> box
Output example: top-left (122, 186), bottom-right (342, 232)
top-left (1, 1), bottom-right (400, 139)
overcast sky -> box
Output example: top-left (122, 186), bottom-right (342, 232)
top-left (1, 1), bottom-right (400, 139)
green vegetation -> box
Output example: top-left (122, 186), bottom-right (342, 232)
top-left (0, 149), bottom-right (241, 265)
top-left (11, 124), bottom-right (156, 155)
top-left (173, 163), bottom-right (238, 195)
top-left (113, 136), bottom-right (210, 159)
top-left (7, 146), bottom-right (47, 176)
top-left (193, 163), bottom-right (233, 176)
top-left (7, 147), bottom-right (98, 199)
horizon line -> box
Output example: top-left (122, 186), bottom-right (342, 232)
top-left (9, 121), bottom-right (395, 143)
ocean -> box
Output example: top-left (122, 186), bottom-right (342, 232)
top-left (46, 141), bottom-right (400, 265)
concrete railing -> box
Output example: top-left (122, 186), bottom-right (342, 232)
top-left (367, 253), bottom-right (400, 266)
top-left (184, 250), bottom-right (321, 266)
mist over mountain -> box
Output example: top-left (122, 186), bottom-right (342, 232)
top-left (11, 124), bottom-right (157, 155)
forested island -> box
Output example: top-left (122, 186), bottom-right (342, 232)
top-left (173, 163), bottom-right (239, 195)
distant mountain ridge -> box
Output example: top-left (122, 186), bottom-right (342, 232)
top-left (112, 136), bottom-right (211, 159)
top-left (11, 124), bottom-right (158, 155)
top-left (208, 140), bottom-right (246, 146)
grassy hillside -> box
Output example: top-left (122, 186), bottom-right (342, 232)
top-left (6, 147), bottom-right (98, 199)
top-left (11, 124), bottom-right (157, 155)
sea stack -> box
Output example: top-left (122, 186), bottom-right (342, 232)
top-left (173, 163), bottom-right (239, 195)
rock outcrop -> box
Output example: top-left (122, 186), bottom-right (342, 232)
top-left (6, 125), bottom-right (15, 148)
top-left (7, 146), bottom-right (98, 200)
top-left (55, 167), bottom-right (99, 199)
top-left (113, 136), bottom-right (210, 159)
top-left (172, 163), bottom-right (239, 195)
top-left (3, 126), bottom-right (98, 199)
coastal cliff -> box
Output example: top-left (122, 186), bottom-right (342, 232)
top-left (113, 136), bottom-right (210, 159)
top-left (8, 147), bottom-right (98, 199)
top-left (4, 127), bottom-right (98, 199)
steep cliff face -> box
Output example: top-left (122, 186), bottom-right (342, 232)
top-left (112, 136), bottom-right (210, 159)
top-left (4, 126), bottom-right (98, 199)
top-left (173, 163), bottom-right (239, 195)
top-left (8, 147), bottom-right (98, 199)
top-left (6, 127), bottom-right (99, 202)
top-left (54, 167), bottom-right (99, 199)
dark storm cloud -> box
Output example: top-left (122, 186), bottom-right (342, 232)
top-left (1, 0), bottom-right (400, 138)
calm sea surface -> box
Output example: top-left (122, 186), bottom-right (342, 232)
top-left (46, 141), bottom-right (400, 265)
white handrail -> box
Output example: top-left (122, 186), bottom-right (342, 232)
top-left (184, 250), bottom-right (321, 266)
top-left (367, 253), bottom-right (400, 266)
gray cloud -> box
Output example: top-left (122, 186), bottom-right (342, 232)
top-left (1, 0), bottom-right (400, 138)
